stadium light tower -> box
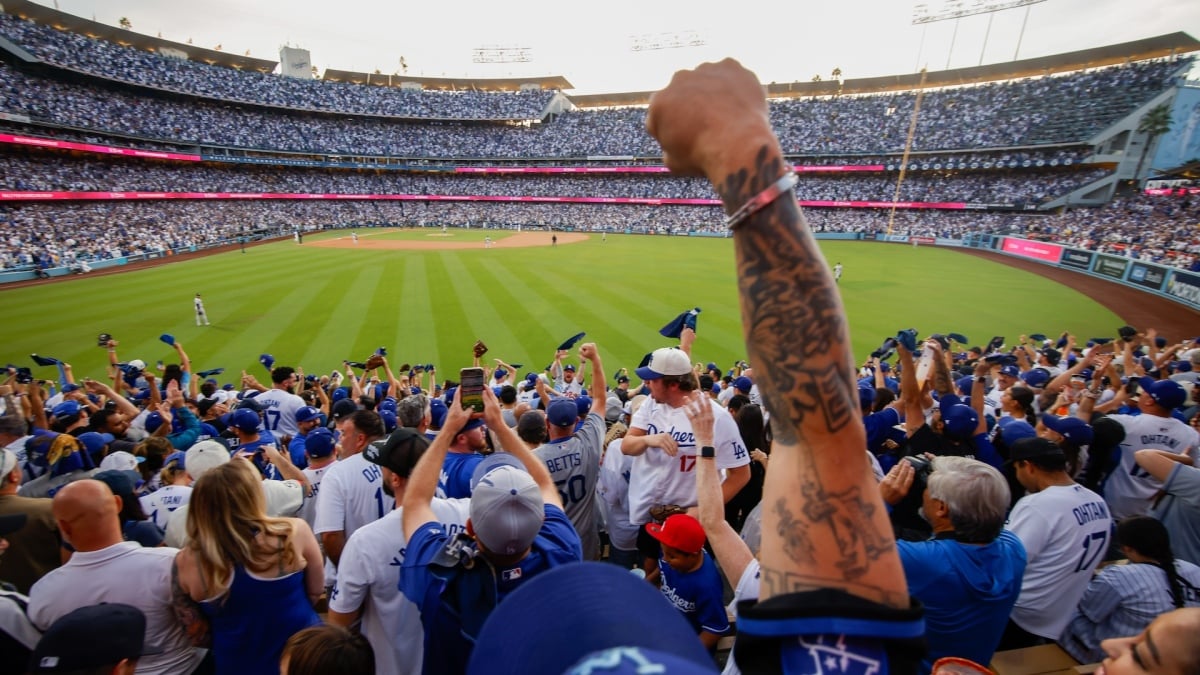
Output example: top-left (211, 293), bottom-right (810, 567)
top-left (912, 0), bottom-right (1047, 69)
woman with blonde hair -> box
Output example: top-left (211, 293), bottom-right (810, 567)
top-left (172, 458), bottom-right (323, 674)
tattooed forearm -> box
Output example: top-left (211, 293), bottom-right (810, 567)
top-left (760, 567), bottom-right (910, 609)
top-left (725, 146), bottom-right (857, 443)
top-left (171, 561), bottom-right (211, 648)
top-left (933, 352), bottom-right (953, 396)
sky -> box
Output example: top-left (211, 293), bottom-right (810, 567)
top-left (37, 0), bottom-right (1200, 94)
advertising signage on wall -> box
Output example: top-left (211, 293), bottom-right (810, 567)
top-left (1060, 249), bottom-right (1094, 271)
top-left (1001, 237), bottom-right (1062, 263)
top-left (1094, 255), bottom-right (1130, 280)
top-left (1127, 263), bottom-right (1167, 291)
top-left (1166, 270), bottom-right (1200, 310)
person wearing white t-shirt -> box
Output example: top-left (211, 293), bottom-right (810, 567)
top-left (622, 347), bottom-right (750, 527)
top-left (1003, 437), bottom-right (1113, 649)
top-left (1103, 377), bottom-right (1198, 520)
top-left (329, 428), bottom-right (470, 675)
top-left (314, 410), bottom-right (391, 567)
top-left (28, 480), bottom-right (205, 675)
top-left (250, 367), bottom-right (307, 438)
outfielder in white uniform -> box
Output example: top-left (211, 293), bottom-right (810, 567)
top-left (832, 262), bottom-right (843, 283)
top-left (1006, 437), bottom-right (1113, 641)
top-left (193, 293), bottom-right (210, 326)
top-left (622, 348), bottom-right (750, 525)
top-left (1103, 378), bottom-right (1198, 520)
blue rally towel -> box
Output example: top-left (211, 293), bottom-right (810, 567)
top-left (659, 307), bottom-right (701, 338)
top-left (557, 332), bottom-right (586, 351)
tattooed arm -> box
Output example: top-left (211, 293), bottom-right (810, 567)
top-left (171, 552), bottom-right (211, 648)
top-left (646, 59), bottom-right (907, 608)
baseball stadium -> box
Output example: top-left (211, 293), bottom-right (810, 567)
top-left (1, 0), bottom-right (1200, 672)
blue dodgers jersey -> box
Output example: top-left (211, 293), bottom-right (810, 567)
top-left (438, 452), bottom-right (484, 498)
top-left (658, 552), bottom-right (729, 635)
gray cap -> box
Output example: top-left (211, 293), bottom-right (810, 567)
top-left (469, 455), bottom-right (543, 556)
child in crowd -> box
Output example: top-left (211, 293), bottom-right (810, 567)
top-left (646, 513), bottom-right (730, 651)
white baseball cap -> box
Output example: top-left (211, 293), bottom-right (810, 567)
top-left (99, 450), bottom-right (144, 472)
top-left (635, 348), bottom-right (692, 380)
top-left (185, 440), bottom-right (230, 480)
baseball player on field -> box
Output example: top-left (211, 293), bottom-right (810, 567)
top-left (193, 293), bottom-right (210, 326)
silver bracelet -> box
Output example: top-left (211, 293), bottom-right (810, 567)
top-left (725, 172), bottom-right (798, 230)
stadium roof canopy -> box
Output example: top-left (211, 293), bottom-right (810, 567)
top-left (322, 71), bottom-right (572, 91)
top-left (569, 32), bottom-right (1200, 108)
top-left (1, 0), bottom-right (278, 72)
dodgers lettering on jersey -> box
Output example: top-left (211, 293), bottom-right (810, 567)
top-left (627, 397), bottom-right (749, 525)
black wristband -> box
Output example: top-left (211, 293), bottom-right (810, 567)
top-left (700, 445), bottom-right (715, 459)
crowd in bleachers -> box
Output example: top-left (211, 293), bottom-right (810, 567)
top-left (0, 13), bottom-right (556, 121)
top-left (4, 192), bottom-right (1197, 272)
top-left (0, 150), bottom-right (1110, 205)
top-left (0, 54), bottom-right (1187, 158)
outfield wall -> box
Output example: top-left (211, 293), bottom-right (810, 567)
top-left (957, 234), bottom-right (1200, 313)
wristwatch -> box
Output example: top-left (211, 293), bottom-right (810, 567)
top-left (700, 446), bottom-right (715, 459)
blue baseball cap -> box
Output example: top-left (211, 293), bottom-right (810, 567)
top-left (305, 427), bottom-right (336, 458)
top-left (51, 400), bottom-right (84, 419)
top-left (733, 376), bottom-right (753, 393)
top-left (1020, 368), bottom-right (1051, 389)
top-left (467, 562), bottom-right (716, 675)
top-left (379, 409), bottom-right (398, 433)
top-left (1041, 414), bottom-right (1093, 446)
top-left (938, 394), bottom-right (979, 441)
top-left (229, 409), bottom-right (261, 433)
top-left (575, 395), bottom-right (592, 418)
top-left (547, 398), bottom-right (579, 428)
top-left (76, 431), bottom-right (114, 460)
top-left (999, 364), bottom-right (1020, 378)
top-left (429, 399), bottom-right (448, 429)
top-left (996, 416), bottom-right (1037, 446)
top-left (1139, 377), bottom-right (1187, 410)
top-left (294, 406), bottom-right (322, 424)
top-left (144, 411), bottom-right (166, 434)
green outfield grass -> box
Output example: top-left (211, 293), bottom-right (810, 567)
top-left (0, 230), bottom-right (1122, 384)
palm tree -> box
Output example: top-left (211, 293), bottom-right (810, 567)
top-left (1134, 103), bottom-right (1172, 185)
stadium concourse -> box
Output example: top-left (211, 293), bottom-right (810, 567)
top-left (4, 7), bottom-right (1200, 674)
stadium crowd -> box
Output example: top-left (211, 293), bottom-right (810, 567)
top-left (3, 191), bottom-right (1198, 272)
top-left (3, 241), bottom-right (1200, 673)
top-left (0, 54), bottom-right (1187, 158)
top-left (0, 150), bottom-right (1111, 205)
top-left (0, 13), bottom-right (557, 121)
top-left (3, 56), bottom-right (1200, 675)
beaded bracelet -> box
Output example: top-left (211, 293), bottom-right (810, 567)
top-left (724, 172), bottom-right (799, 231)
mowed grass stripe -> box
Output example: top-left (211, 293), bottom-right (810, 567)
top-left (464, 258), bottom-right (560, 367)
top-left (423, 253), bottom-right (476, 363)
top-left (357, 255), bottom-right (407, 358)
top-left (437, 252), bottom-right (528, 365)
top-left (293, 264), bottom-right (385, 371)
top-left (392, 253), bottom-right (441, 370)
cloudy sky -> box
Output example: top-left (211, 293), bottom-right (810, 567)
top-left (40, 0), bottom-right (1200, 93)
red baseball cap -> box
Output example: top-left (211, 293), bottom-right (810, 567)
top-left (646, 514), bottom-right (706, 554)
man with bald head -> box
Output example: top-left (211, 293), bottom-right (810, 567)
top-left (27, 480), bottom-right (206, 675)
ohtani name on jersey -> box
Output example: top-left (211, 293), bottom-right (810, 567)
top-left (644, 423), bottom-right (695, 448)
top-left (1140, 434), bottom-right (1181, 449)
top-left (1073, 501), bottom-right (1110, 526)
